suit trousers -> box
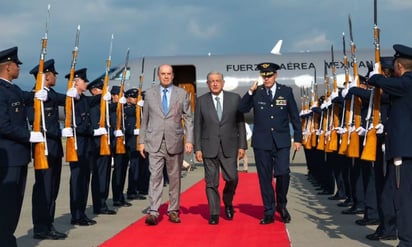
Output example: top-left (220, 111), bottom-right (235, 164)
top-left (203, 143), bottom-right (238, 216)
top-left (147, 140), bottom-right (183, 216)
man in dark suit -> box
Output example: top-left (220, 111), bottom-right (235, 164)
top-left (29, 59), bottom-right (67, 240)
top-left (368, 44), bottom-right (412, 247)
top-left (194, 72), bottom-right (247, 225)
top-left (0, 46), bottom-right (39, 247)
top-left (139, 64), bottom-right (193, 225)
top-left (239, 62), bottom-right (302, 224)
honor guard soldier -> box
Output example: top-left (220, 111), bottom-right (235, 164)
top-left (0, 46), bottom-right (40, 247)
top-left (87, 78), bottom-right (117, 215)
top-left (65, 68), bottom-right (97, 226)
top-left (124, 88), bottom-right (147, 201)
top-left (238, 62), bottom-right (302, 224)
top-left (109, 86), bottom-right (133, 207)
top-left (368, 44), bottom-right (412, 247)
top-left (29, 59), bottom-right (67, 240)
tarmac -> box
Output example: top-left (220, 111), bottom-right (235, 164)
top-left (15, 149), bottom-right (399, 247)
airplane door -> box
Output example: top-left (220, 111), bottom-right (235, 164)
top-left (172, 65), bottom-right (196, 112)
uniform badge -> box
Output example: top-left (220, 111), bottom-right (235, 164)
top-left (276, 96), bottom-right (287, 106)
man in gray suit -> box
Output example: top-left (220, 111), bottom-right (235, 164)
top-left (194, 72), bottom-right (247, 225)
top-left (139, 64), bottom-right (193, 226)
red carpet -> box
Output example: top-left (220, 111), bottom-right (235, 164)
top-left (100, 172), bottom-right (291, 247)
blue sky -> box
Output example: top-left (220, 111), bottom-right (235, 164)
top-left (1, 0), bottom-right (411, 91)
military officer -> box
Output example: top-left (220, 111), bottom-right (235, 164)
top-left (238, 62), bottom-right (302, 224)
top-left (0, 46), bottom-right (40, 247)
top-left (29, 59), bottom-right (67, 240)
top-left (368, 44), bottom-right (412, 247)
top-left (87, 78), bottom-right (117, 215)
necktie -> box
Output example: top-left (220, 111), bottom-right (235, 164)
top-left (267, 89), bottom-right (273, 100)
top-left (162, 88), bottom-right (168, 115)
top-left (215, 96), bottom-right (222, 121)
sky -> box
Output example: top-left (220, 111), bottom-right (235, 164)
top-left (1, 0), bottom-right (411, 91)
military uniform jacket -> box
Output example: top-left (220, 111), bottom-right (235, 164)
top-left (124, 103), bottom-right (138, 150)
top-left (194, 91), bottom-right (247, 158)
top-left (368, 72), bottom-right (412, 159)
top-left (139, 85), bottom-right (193, 154)
top-left (0, 79), bottom-right (32, 166)
top-left (73, 94), bottom-right (93, 156)
top-left (239, 83), bottom-right (302, 150)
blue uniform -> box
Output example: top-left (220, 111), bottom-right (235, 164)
top-left (239, 83), bottom-right (302, 219)
top-left (0, 79), bottom-right (32, 247)
top-left (31, 88), bottom-right (65, 235)
top-left (369, 71), bottom-right (412, 246)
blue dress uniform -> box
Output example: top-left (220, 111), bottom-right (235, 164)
top-left (124, 88), bottom-right (148, 200)
top-left (29, 59), bottom-right (67, 239)
top-left (65, 68), bottom-right (96, 226)
top-left (239, 62), bottom-right (302, 224)
top-left (87, 79), bottom-right (116, 215)
top-left (368, 44), bottom-right (412, 247)
top-left (0, 47), bottom-right (32, 247)
top-left (109, 86), bottom-right (132, 207)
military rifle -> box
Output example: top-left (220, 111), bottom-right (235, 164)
top-left (64, 25), bottom-right (80, 162)
top-left (135, 56), bottom-right (144, 150)
top-left (327, 44), bottom-right (340, 151)
top-left (33, 4), bottom-right (51, 170)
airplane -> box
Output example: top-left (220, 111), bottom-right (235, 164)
top-left (94, 46), bottom-right (392, 124)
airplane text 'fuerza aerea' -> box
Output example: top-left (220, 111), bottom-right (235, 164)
top-left (226, 61), bottom-right (373, 72)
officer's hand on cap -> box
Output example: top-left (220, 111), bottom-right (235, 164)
top-left (30, 131), bottom-right (45, 143)
top-left (62, 127), bottom-right (74, 137)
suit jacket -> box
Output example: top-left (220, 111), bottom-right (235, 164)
top-left (238, 83), bottom-right (302, 150)
top-left (0, 79), bottom-right (32, 166)
top-left (194, 91), bottom-right (247, 158)
top-left (368, 72), bottom-right (412, 159)
top-left (139, 85), bottom-right (193, 154)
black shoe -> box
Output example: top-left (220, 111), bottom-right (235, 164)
top-left (94, 209), bottom-right (117, 215)
top-left (33, 230), bottom-right (67, 240)
top-left (342, 207), bottom-right (364, 215)
top-left (209, 215), bottom-right (219, 225)
top-left (366, 232), bottom-right (397, 241)
top-left (355, 218), bottom-right (380, 226)
top-left (260, 215), bottom-right (274, 224)
top-left (225, 206), bottom-right (234, 220)
top-left (127, 194), bottom-right (147, 200)
top-left (71, 217), bottom-right (96, 226)
top-left (328, 195), bottom-right (346, 200)
top-left (278, 208), bottom-right (291, 223)
top-left (114, 201), bottom-right (132, 207)
top-left (337, 200), bottom-right (354, 207)
top-left (317, 190), bottom-right (334, 195)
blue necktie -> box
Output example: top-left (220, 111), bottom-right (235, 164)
top-left (162, 88), bottom-right (168, 115)
top-left (215, 96), bottom-right (222, 121)
top-left (267, 89), bottom-right (273, 100)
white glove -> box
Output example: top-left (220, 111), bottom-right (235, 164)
top-left (336, 127), bottom-right (347, 134)
top-left (30, 131), bottom-right (45, 143)
top-left (35, 89), bottom-right (48, 101)
top-left (342, 88), bottom-right (349, 98)
top-left (349, 125), bottom-right (356, 133)
top-left (303, 130), bottom-right (308, 136)
top-left (119, 96), bottom-right (127, 104)
top-left (103, 92), bottom-right (111, 101)
top-left (93, 127), bottom-right (108, 136)
top-left (299, 111), bottom-right (305, 117)
top-left (356, 126), bottom-right (366, 136)
top-left (330, 90), bottom-right (339, 101)
top-left (368, 62), bottom-right (380, 78)
top-left (134, 129), bottom-right (140, 136)
top-left (349, 80), bottom-right (357, 89)
top-left (394, 157), bottom-right (402, 166)
top-left (66, 87), bottom-right (79, 99)
top-left (137, 100), bottom-right (144, 107)
top-left (62, 127), bottom-right (74, 137)
top-left (113, 130), bottom-right (124, 137)
top-left (325, 99), bottom-right (332, 108)
top-left (375, 123), bottom-right (384, 134)
top-left (320, 102), bottom-right (326, 109)
top-left (316, 129), bottom-right (323, 136)
top-left (325, 130), bottom-right (331, 136)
